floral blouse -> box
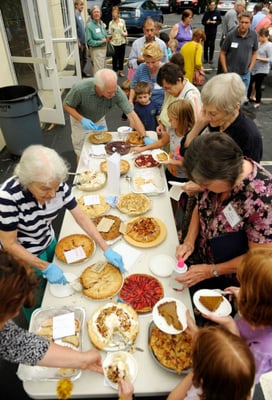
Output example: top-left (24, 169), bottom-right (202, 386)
top-left (197, 161), bottom-right (272, 263)
top-left (108, 18), bottom-right (127, 46)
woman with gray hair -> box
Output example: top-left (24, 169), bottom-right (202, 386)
top-left (0, 145), bottom-right (124, 320)
top-left (86, 5), bottom-right (108, 74)
top-left (182, 73), bottom-right (263, 162)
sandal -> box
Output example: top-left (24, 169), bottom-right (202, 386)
top-left (118, 71), bottom-right (125, 77)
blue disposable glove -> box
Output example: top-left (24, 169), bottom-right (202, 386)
top-left (144, 137), bottom-right (156, 145)
top-left (104, 248), bottom-right (125, 273)
top-left (43, 263), bottom-right (67, 284)
top-left (81, 117), bottom-right (105, 131)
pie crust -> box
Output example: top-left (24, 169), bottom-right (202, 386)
top-left (149, 324), bottom-right (193, 374)
top-left (126, 131), bottom-right (144, 145)
top-left (100, 159), bottom-right (130, 176)
top-left (77, 195), bottom-right (110, 218)
top-left (87, 302), bottom-right (139, 350)
top-left (118, 274), bottom-right (164, 313)
top-left (80, 262), bottom-right (123, 300)
top-left (55, 234), bottom-right (95, 264)
top-left (75, 170), bottom-right (106, 191)
top-left (117, 193), bottom-right (151, 215)
top-left (125, 216), bottom-right (161, 243)
top-left (92, 214), bottom-right (123, 241)
top-left (88, 132), bottom-right (112, 144)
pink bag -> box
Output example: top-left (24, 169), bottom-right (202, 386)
top-left (127, 67), bottom-right (136, 81)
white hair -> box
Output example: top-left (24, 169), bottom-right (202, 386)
top-left (201, 73), bottom-right (246, 113)
top-left (94, 68), bottom-right (117, 90)
top-left (14, 145), bottom-right (69, 189)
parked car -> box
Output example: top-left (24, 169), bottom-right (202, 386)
top-left (119, 0), bottom-right (164, 32)
top-left (156, 0), bottom-right (177, 13)
top-left (247, 0), bottom-right (263, 13)
top-left (176, 0), bottom-right (207, 15)
top-left (217, 0), bottom-right (235, 14)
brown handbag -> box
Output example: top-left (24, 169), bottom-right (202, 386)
top-left (192, 44), bottom-right (205, 87)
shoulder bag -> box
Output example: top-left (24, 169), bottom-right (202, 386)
top-left (106, 41), bottom-right (115, 57)
top-left (193, 44), bottom-right (206, 87)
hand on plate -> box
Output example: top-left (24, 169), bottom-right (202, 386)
top-left (118, 378), bottom-right (134, 400)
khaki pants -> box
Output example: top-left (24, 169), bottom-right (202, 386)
top-left (70, 116), bottom-right (107, 156)
top-left (88, 46), bottom-right (107, 75)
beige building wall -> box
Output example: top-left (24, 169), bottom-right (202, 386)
top-left (0, 30), bottom-right (16, 150)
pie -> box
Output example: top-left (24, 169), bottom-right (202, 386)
top-left (149, 324), bottom-right (193, 374)
top-left (100, 159), bottom-right (130, 176)
top-left (77, 195), bottom-right (110, 218)
top-left (127, 131), bottom-right (144, 146)
top-left (55, 234), bottom-right (95, 263)
top-left (156, 152), bottom-right (168, 162)
top-left (116, 193), bottom-right (151, 215)
top-left (92, 214), bottom-right (123, 241)
top-left (158, 301), bottom-right (183, 331)
top-left (87, 302), bottom-right (139, 350)
top-left (80, 262), bottom-right (123, 300)
top-left (118, 274), bottom-right (164, 313)
top-left (88, 132), bottom-right (112, 144)
top-left (75, 170), bottom-right (106, 191)
top-left (104, 353), bottom-right (130, 384)
top-left (105, 141), bottom-right (131, 155)
top-left (134, 154), bottom-right (159, 168)
top-left (125, 216), bottom-right (161, 243)
top-left (37, 319), bottom-right (80, 348)
top-left (199, 295), bottom-right (223, 312)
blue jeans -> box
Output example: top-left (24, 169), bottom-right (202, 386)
top-left (240, 71), bottom-right (251, 94)
top-left (23, 238), bottom-right (57, 321)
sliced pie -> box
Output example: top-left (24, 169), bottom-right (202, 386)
top-left (199, 295), bottom-right (223, 312)
top-left (127, 131), bottom-right (144, 145)
top-left (55, 234), bottom-right (95, 263)
top-left (80, 262), bottom-right (123, 300)
top-left (87, 302), bottom-right (139, 350)
top-left (158, 301), bottom-right (183, 331)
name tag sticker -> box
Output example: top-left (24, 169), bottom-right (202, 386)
top-left (223, 203), bottom-right (241, 228)
top-left (96, 28), bottom-right (101, 33)
top-left (231, 42), bottom-right (239, 48)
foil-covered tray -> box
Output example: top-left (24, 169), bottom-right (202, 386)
top-left (17, 306), bottom-right (85, 381)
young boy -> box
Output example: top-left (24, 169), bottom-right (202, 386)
top-left (120, 79), bottom-right (131, 121)
top-left (132, 82), bottom-right (160, 131)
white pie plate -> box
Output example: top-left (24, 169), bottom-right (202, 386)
top-left (49, 272), bottom-right (77, 298)
top-left (149, 254), bottom-right (175, 277)
top-left (151, 149), bottom-right (169, 163)
top-left (152, 297), bottom-right (187, 334)
top-left (103, 351), bottom-right (138, 390)
top-left (193, 289), bottom-right (232, 317)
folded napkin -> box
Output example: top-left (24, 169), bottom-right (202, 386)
top-left (113, 242), bottom-right (142, 272)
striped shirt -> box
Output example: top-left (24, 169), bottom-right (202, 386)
top-left (0, 177), bottom-right (76, 255)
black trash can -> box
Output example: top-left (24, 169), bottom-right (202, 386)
top-left (0, 85), bottom-right (43, 156)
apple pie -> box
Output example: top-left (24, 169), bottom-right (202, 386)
top-left (117, 193), bottom-right (151, 215)
top-left (100, 159), bottom-right (130, 176)
top-left (77, 195), bottom-right (110, 218)
top-left (55, 234), bottom-right (95, 263)
top-left (80, 262), bottom-right (123, 300)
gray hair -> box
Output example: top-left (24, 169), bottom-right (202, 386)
top-left (94, 68), bottom-right (117, 90)
top-left (235, 0), bottom-right (246, 6)
top-left (201, 73), bottom-right (246, 113)
top-left (90, 5), bottom-right (101, 18)
top-left (14, 145), bottom-right (69, 189)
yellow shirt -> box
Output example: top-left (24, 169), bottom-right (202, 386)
top-left (180, 41), bottom-right (203, 83)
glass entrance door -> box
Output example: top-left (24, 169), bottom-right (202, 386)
top-left (0, 0), bottom-right (82, 125)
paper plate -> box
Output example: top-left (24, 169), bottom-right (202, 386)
top-left (49, 272), bottom-right (77, 298)
top-left (149, 254), bottom-right (175, 277)
top-left (151, 149), bottom-right (169, 163)
top-left (152, 297), bottom-right (187, 334)
top-left (103, 351), bottom-right (138, 390)
top-left (193, 289), bottom-right (232, 317)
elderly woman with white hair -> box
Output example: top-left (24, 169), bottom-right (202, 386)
top-left (63, 68), bottom-right (145, 158)
top-left (0, 145), bottom-right (124, 320)
top-left (182, 73), bottom-right (263, 162)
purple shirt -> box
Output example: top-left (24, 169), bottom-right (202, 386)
top-left (236, 317), bottom-right (272, 383)
top-left (176, 22), bottom-right (192, 52)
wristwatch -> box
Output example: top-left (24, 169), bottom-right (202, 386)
top-left (212, 264), bottom-right (219, 278)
